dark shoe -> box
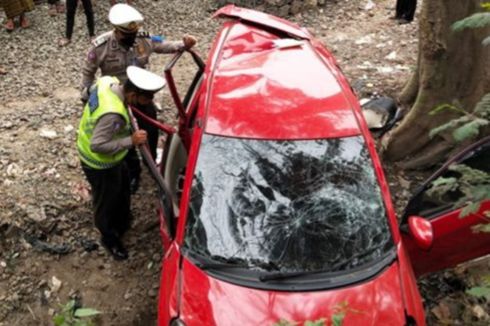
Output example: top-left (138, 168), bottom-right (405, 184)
top-left (130, 177), bottom-right (140, 194)
top-left (101, 237), bottom-right (128, 261)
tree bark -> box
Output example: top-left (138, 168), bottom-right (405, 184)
top-left (383, 0), bottom-right (490, 168)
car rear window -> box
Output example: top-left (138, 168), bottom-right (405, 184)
top-left (184, 134), bottom-right (394, 274)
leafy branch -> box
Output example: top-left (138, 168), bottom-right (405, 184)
top-left (429, 93), bottom-right (490, 142)
top-left (452, 2), bottom-right (490, 46)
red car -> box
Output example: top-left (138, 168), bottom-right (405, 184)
top-left (132, 5), bottom-right (490, 325)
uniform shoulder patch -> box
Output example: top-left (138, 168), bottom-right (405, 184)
top-left (92, 31), bottom-right (112, 47)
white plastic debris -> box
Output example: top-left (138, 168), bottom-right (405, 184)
top-left (385, 51), bottom-right (397, 60)
top-left (40, 129), bottom-right (58, 139)
top-left (355, 35), bottom-right (374, 45)
top-left (364, 0), bottom-right (375, 10)
top-left (363, 110), bottom-right (388, 129)
top-left (377, 66), bottom-right (395, 74)
top-left (51, 276), bottom-right (62, 293)
top-left (64, 125), bottom-right (74, 133)
top-left (6, 163), bottom-right (21, 177)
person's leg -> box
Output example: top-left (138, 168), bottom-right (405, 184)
top-left (82, 163), bottom-right (128, 260)
top-left (114, 161), bottom-right (131, 236)
top-left (395, 0), bottom-right (403, 19)
top-left (403, 0), bottom-right (417, 21)
top-left (81, 0), bottom-right (95, 37)
top-left (66, 0), bottom-right (77, 39)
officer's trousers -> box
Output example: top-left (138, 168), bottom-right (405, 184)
top-left (81, 161), bottom-right (131, 244)
top-left (395, 0), bottom-right (417, 21)
top-left (125, 102), bottom-right (159, 182)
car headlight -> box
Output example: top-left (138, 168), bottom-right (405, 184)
top-left (170, 318), bottom-right (186, 326)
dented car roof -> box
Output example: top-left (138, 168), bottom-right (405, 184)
top-left (204, 12), bottom-right (362, 140)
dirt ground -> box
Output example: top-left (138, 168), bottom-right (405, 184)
top-left (0, 0), bottom-right (488, 325)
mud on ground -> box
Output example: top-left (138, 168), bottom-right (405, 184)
top-left (0, 0), bottom-right (488, 325)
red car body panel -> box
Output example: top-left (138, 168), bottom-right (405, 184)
top-left (178, 258), bottom-right (406, 326)
top-left (155, 5), bottom-right (489, 326)
top-left (204, 23), bottom-right (360, 140)
top-left (403, 200), bottom-right (490, 277)
top-left (213, 5), bottom-right (311, 40)
top-left (158, 243), bottom-right (181, 323)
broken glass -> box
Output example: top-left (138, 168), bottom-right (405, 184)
top-left (184, 134), bottom-right (394, 275)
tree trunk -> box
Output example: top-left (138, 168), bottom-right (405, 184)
top-left (383, 0), bottom-right (490, 169)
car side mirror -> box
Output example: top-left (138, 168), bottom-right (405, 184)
top-left (407, 216), bottom-right (433, 251)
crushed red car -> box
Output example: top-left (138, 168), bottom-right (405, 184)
top-left (131, 5), bottom-right (490, 325)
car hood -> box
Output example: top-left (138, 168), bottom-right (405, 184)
top-left (178, 258), bottom-right (406, 325)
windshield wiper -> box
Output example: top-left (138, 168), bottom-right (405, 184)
top-left (184, 249), bottom-right (280, 272)
top-left (259, 269), bottom-right (331, 282)
top-left (259, 249), bottom-right (397, 282)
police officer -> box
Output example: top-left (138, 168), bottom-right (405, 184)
top-left (77, 66), bottom-right (166, 260)
top-left (81, 4), bottom-right (196, 192)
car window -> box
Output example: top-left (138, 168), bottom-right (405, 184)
top-left (403, 141), bottom-right (490, 219)
top-left (183, 134), bottom-right (394, 275)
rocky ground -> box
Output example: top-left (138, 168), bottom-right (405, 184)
top-left (0, 0), bottom-right (488, 325)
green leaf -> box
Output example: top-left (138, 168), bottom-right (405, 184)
top-left (332, 312), bottom-right (346, 326)
top-left (429, 104), bottom-right (453, 115)
top-left (452, 12), bottom-right (490, 31)
top-left (466, 286), bottom-right (490, 300)
top-left (473, 93), bottom-right (490, 117)
top-left (481, 2), bottom-right (490, 11)
top-left (452, 119), bottom-right (488, 142)
top-left (459, 202), bottom-right (480, 218)
top-left (64, 300), bottom-right (76, 312)
top-left (305, 319), bottom-right (326, 326)
top-left (272, 320), bottom-right (295, 326)
top-left (429, 116), bottom-right (471, 139)
top-left (52, 314), bottom-right (65, 326)
top-left (472, 223), bottom-right (490, 233)
top-left (431, 176), bottom-right (458, 187)
top-left (74, 308), bottom-right (101, 318)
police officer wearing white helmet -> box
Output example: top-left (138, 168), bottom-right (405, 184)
top-left (77, 66), bottom-right (166, 260)
top-left (81, 4), bottom-right (197, 193)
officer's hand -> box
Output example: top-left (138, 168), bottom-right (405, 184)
top-left (183, 35), bottom-right (197, 49)
top-left (131, 130), bottom-right (147, 146)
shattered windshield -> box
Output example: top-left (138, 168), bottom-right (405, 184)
top-left (184, 134), bottom-right (394, 275)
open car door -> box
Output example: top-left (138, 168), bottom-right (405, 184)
top-left (401, 136), bottom-right (490, 277)
top-left (152, 49), bottom-right (205, 250)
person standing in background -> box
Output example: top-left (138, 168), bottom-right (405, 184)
top-left (2, 0), bottom-right (34, 31)
top-left (395, 0), bottom-right (417, 24)
top-left (58, 0), bottom-right (95, 47)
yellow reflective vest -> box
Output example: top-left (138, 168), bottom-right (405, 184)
top-left (77, 76), bottom-right (130, 169)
